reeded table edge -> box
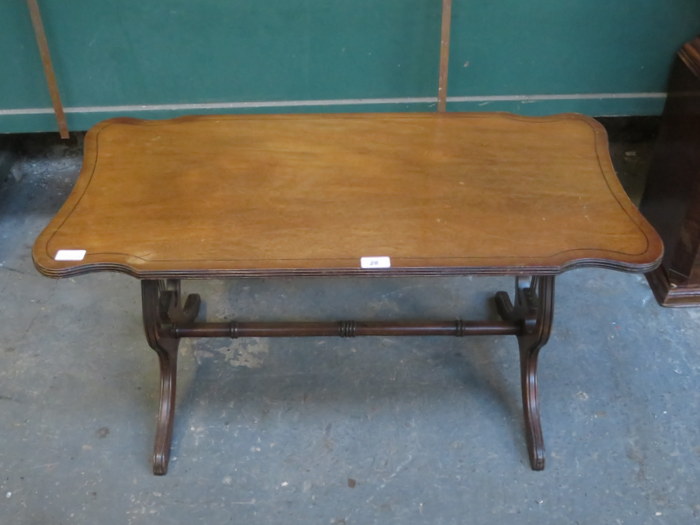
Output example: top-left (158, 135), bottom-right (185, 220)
top-left (33, 257), bottom-right (662, 280)
top-left (32, 112), bottom-right (664, 280)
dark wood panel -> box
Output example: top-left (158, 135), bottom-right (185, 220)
top-left (641, 37), bottom-right (700, 306)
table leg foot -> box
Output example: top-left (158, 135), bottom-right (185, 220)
top-left (152, 345), bottom-right (177, 476)
top-left (496, 276), bottom-right (555, 471)
top-left (520, 341), bottom-right (545, 471)
top-left (142, 279), bottom-right (200, 475)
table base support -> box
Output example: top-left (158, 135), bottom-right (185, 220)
top-left (141, 275), bottom-right (555, 475)
top-left (495, 276), bottom-right (555, 470)
top-left (141, 280), bottom-right (200, 475)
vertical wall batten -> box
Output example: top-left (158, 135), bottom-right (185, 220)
top-left (25, 0), bottom-right (69, 138)
top-left (437, 0), bottom-right (452, 112)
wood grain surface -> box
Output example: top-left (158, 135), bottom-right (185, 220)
top-left (33, 113), bottom-right (662, 278)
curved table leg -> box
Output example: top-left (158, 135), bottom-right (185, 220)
top-left (496, 276), bottom-right (555, 471)
top-left (142, 279), bottom-right (200, 475)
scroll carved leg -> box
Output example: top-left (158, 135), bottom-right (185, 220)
top-left (141, 279), bottom-right (200, 475)
top-left (495, 276), bottom-right (555, 471)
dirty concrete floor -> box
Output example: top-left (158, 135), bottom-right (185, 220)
top-left (0, 119), bottom-right (699, 524)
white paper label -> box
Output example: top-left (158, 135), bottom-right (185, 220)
top-left (54, 249), bottom-right (86, 261)
top-left (360, 256), bottom-right (391, 269)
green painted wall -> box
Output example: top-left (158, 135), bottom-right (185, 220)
top-left (1, 1), bottom-right (698, 133)
top-left (448, 1), bottom-right (700, 114)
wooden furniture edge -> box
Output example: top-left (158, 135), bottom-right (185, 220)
top-left (679, 36), bottom-right (700, 77)
top-left (33, 257), bottom-right (662, 280)
top-left (645, 265), bottom-right (700, 307)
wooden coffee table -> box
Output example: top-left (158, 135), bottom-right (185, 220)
top-left (33, 113), bottom-right (662, 475)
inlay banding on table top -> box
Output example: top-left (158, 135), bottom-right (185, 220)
top-left (33, 113), bottom-right (662, 279)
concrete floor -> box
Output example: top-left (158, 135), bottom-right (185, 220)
top-left (0, 120), bottom-right (699, 524)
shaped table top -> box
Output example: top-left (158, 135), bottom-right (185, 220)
top-left (33, 113), bottom-right (662, 279)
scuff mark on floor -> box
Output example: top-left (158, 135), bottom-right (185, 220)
top-left (219, 338), bottom-right (270, 368)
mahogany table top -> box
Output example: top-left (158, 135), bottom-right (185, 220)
top-left (33, 113), bottom-right (662, 279)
